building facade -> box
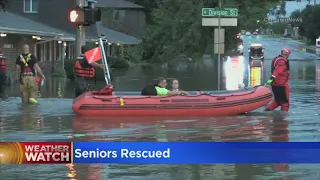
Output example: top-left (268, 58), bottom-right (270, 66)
top-left (96, 0), bottom-right (146, 37)
top-left (1, 0), bottom-right (143, 74)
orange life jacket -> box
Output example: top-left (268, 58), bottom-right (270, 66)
top-left (271, 56), bottom-right (290, 86)
top-left (0, 54), bottom-right (6, 71)
top-left (74, 57), bottom-right (95, 78)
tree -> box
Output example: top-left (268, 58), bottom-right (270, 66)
top-left (290, 9), bottom-right (303, 28)
top-left (139, 0), bottom-right (219, 63)
top-left (290, 5), bottom-right (320, 43)
top-left (137, 0), bottom-right (282, 63)
top-left (0, 0), bottom-right (8, 10)
top-left (127, 0), bottom-right (161, 24)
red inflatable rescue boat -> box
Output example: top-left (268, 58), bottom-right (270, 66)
top-left (72, 85), bottom-right (272, 116)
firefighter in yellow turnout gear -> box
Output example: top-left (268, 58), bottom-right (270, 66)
top-left (16, 44), bottom-right (45, 104)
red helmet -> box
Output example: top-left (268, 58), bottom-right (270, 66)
top-left (281, 47), bottom-right (291, 54)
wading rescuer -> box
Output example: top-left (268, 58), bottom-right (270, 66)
top-left (0, 48), bottom-right (7, 98)
top-left (74, 45), bottom-right (105, 98)
top-left (266, 47), bottom-right (291, 112)
top-left (16, 44), bottom-right (45, 104)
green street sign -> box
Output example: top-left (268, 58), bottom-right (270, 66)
top-left (202, 8), bottom-right (238, 17)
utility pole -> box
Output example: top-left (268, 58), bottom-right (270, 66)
top-left (217, 0), bottom-right (221, 90)
top-left (75, 0), bottom-right (86, 56)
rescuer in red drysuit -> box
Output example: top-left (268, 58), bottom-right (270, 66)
top-left (265, 47), bottom-right (291, 112)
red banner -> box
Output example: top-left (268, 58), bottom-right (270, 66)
top-left (85, 47), bottom-right (102, 64)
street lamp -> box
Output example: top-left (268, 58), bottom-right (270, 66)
top-left (257, 20), bottom-right (260, 23)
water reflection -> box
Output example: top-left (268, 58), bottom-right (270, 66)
top-left (0, 59), bottom-right (319, 179)
top-left (316, 60), bottom-right (320, 93)
top-left (224, 56), bottom-right (245, 90)
top-left (72, 115), bottom-right (271, 142)
top-left (224, 56), bottom-right (265, 90)
top-left (0, 98), bottom-right (73, 142)
top-left (248, 66), bottom-right (264, 87)
top-left (73, 116), bottom-right (296, 180)
top-left (270, 115), bottom-right (290, 178)
top-left (66, 163), bottom-right (77, 180)
top-left (71, 114), bottom-right (317, 180)
top-left (19, 105), bottom-right (44, 130)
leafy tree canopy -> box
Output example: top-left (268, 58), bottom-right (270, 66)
top-left (290, 5), bottom-right (320, 43)
top-left (130, 0), bottom-right (282, 63)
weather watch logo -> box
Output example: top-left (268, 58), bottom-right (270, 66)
top-left (0, 142), bottom-right (72, 164)
top-left (0, 142), bottom-right (24, 164)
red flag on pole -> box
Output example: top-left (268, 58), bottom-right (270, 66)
top-left (85, 47), bottom-right (102, 64)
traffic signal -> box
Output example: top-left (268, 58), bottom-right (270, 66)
top-left (69, 8), bottom-right (85, 24)
top-left (69, 7), bottom-right (101, 25)
top-left (84, 8), bottom-right (101, 24)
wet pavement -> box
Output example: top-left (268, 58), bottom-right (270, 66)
top-left (0, 36), bottom-right (320, 180)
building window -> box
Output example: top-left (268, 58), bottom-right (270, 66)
top-left (113, 10), bottom-right (125, 21)
top-left (24, 0), bottom-right (38, 13)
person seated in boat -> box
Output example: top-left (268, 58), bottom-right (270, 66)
top-left (141, 77), bottom-right (190, 96)
top-left (171, 78), bottom-right (204, 95)
top-left (171, 78), bottom-right (180, 91)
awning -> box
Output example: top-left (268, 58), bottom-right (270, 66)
top-left (0, 11), bottom-right (66, 37)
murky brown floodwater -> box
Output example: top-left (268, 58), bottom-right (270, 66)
top-left (0, 55), bottom-right (319, 179)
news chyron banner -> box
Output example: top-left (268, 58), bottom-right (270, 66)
top-left (1, 142), bottom-right (320, 164)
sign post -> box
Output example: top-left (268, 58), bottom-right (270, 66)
top-left (214, 28), bottom-right (225, 54)
top-left (70, 0), bottom-right (101, 56)
top-left (75, 0), bottom-right (86, 57)
top-left (202, 4), bottom-right (238, 90)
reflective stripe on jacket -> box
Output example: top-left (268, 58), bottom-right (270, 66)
top-left (20, 53), bottom-right (32, 73)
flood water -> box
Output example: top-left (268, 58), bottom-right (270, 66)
top-left (0, 57), bottom-right (320, 180)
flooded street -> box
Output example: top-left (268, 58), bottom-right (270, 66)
top-left (1, 36), bottom-right (320, 179)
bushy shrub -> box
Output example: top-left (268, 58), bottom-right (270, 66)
top-left (109, 56), bottom-right (130, 69)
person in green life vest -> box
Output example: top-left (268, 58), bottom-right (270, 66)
top-left (156, 77), bottom-right (190, 96)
